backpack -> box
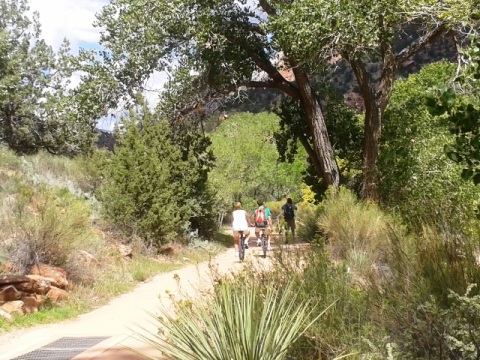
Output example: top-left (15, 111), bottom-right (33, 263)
top-left (254, 207), bottom-right (268, 227)
top-left (284, 203), bottom-right (295, 220)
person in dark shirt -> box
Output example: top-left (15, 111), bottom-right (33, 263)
top-left (281, 197), bottom-right (297, 242)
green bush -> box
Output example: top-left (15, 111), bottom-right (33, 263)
top-left (380, 61), bottom-right (480, 235)
top-left (379, 218), bottom-right (480, 358)
top-left (98, 107), bottom-right (216, 247)
top-left (248, 245), bottom-right (379, 359)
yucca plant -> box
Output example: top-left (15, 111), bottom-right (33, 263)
top-left (139, 279), bottom-right (333, 360)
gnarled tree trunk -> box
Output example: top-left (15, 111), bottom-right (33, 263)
top-left (293, 67), bottom-right (340, 188)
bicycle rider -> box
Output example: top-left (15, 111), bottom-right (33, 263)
top-left (253, 199), bottom-right (273, 251)
top-left (231, 202), bottom-right (252, 257)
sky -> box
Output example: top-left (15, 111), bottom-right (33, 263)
top-left (28, 0), bottom-right (167, 131)
top-left (28, 0), bottom-right (106, 54)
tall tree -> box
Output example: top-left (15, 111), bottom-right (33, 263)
top-left (270, 0), bottom-right (478, 199)
top-left (95, 0), bottom-right (340, 188)
top-left (99, 102), bottom-right (216, 245)
top-left (0, 0), bottom-right (106, 155)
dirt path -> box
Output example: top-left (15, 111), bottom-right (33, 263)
top-left (0, 237), bottom-right (272, 360)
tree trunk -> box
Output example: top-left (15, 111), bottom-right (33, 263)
top-left (293, 68), bottom-right (340, 188)
top-left (363, 43), bottom-right (397, 200)
top-left (362, 104), bottom-right (381, 201)
top-left (347, 42), bottom-right (396, 201)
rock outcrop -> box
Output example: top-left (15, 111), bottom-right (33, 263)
top-left (0, 263), bottom-right (69, 319)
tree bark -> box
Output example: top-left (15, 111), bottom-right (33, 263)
top-left (292, 66), bottom-right (340, 187)
top-left (361, 43), bottom-right (397, 201)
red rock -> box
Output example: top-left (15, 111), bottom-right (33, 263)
top-left (0, 285), bottom-right (22, 303)
top-left (29, 263), bottom-right (68, 289)
top-left (46, 286), bottom-right (69, 302)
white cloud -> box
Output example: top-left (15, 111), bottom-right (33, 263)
top-left (28, 0), bottom-right (107, 54)
top-left (28, 0), bottom-right (170, 131)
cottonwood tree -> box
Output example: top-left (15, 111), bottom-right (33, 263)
top-left (270, 0), bottom-right (478, 199)
top-left (0, 0), bottom-right (107, 155)
top-left (96, 0), bottom-right (340, 188)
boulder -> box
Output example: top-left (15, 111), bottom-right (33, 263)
top-left (29, 263), bottom-right (68, 289)
top-left (21, 275), bottom-right (52, 295)
top-left (0, 308), bottom-right (12, 320)
top-left (0, 274), bottom-right (31, 287)
top-left (21, 295), bottom-right (42, 314)
top-left (1, 300), bottom-right (24, 315)
top-left (0, 285), bottom-right (22, 304)
top-left (75, 250), bottom-right (101, 268)
top-left (46, 286), bottom-right (69, 302)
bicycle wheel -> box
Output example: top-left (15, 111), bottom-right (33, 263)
top-left (239, 236), bottom-right (245, 261)
top-left (261, 233), bottom-right (267, 258)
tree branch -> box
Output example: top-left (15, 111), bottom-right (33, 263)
top-left (258, 0), bottom-right (276, 16)
top-left (234, 80), bottom-right (299, 100)
top-left (344, 55), bottom-right (375, 105)
top-left (223, 33), bottom-right (299, 99)
top-left (396, 24), bottom-right (448, 65)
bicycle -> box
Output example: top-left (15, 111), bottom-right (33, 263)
top-left (238, 230), bottom-right (247, 261)
top-left (258, 228), bottom-right (267, 258)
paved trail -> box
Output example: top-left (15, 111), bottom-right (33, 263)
top-left (0, 235), bottom-right (271, 360)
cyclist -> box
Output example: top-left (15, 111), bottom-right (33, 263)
top-left (253, 199), bottom-right (273, 251)
top-left (231, 202), bottom-right (252, 257)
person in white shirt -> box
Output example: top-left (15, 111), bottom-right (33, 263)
top-left (231, 202), bottom-right (252, 256)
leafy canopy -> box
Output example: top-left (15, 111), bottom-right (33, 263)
top-left (380, 61), bottom-right (480, 233)
top-left (0, 0), bottom-right (115, 155)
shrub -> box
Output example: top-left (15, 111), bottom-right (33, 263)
top-left (3, 186), bottom-right (95, 274)
top-left (380, 220), bottom-right (480, 358)
top-left (99, 107), bottom-right (216, 247)
top-left (141, 278), bottom-right (329, 360)
top-left (317, 187), bottom-right (392, 269)
top-left (247, 245), bottom-right (379, 359)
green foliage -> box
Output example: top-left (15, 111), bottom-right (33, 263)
top-left (95, 0), bottom-right (343, 190)
top-left (269, 0), bottom-right (473, 62)
top-left (379, 219), bottom-right (480, 358)
top-left (444, 284), bottom-right (480, 359)
top-left (379, 61), bottom-right (480, 232)
top-left (209, 112), bottom-right (307, 215)
top-left (274, 83), bottom-right (362, 176)
top-left (0, 147), bottom-right (225, 333)
top-left (142, 278), bottom-right (328, 360)
top-left (269, 0), bottom-right (478, 199)
top-left (99, 106), bottom-right (216, 246)
top-left (427, 38), bottom-right (480, 195)
top-left (0, 0), bottom-right (102, 155)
